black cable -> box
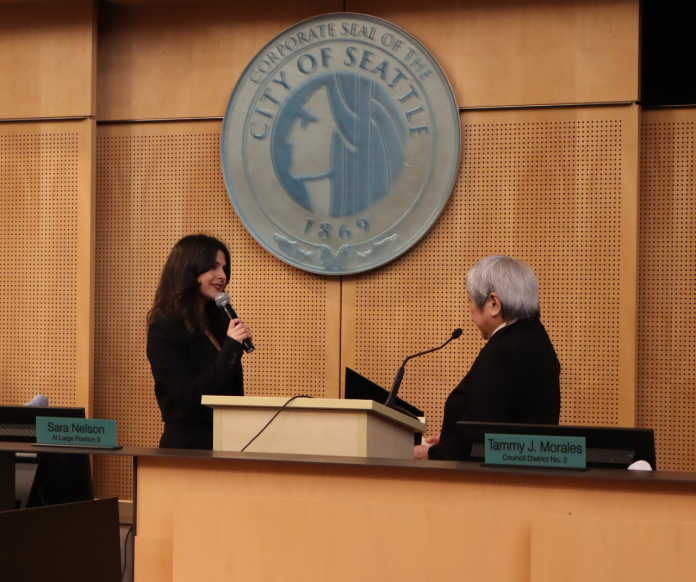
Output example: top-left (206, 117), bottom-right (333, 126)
top-left (241, 395), bottom-right (313, 452)
top-left (122, 525), bottom-right (133, 580)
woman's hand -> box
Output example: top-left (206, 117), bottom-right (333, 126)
top-left (414, 434), bottom-right (440, 460)
top-left (227, 318), bottom-right (252, 344)
top-left (423, 434), bottom-right (440, 445)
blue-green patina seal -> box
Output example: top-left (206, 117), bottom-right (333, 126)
top-left (222, 13), bottom-right (460, 274)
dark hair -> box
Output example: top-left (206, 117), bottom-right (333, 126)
top-left (147, 234), bottom-right (231, 335)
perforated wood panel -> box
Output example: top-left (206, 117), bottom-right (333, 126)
top-left (94, 121), bottom-right (340, 499)
top-left (342, 106), bottom-right (639, 438)
top-left (638, 109), bottom-right (696, 471)
top-left (0, 126), bottom-right (80, 407)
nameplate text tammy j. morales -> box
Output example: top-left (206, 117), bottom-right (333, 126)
top-left (484, 433), bottom-right (586, 469)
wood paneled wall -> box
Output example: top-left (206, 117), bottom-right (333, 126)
top-left (8, 0), bottom-right (693, 495)
top-left (97, 0), bottom-right (341, 120)
top-left (0, 1), bottom-right (96, 119)
top-left (0, 0), bottom-right (96, 415)
top-left (347, 0), bottom-right (640, 107)
top-left (343, 105), bottom-right (639, 435)
top-left (95, 0), bottom-right (640, 120)
top-left (639, 108), bottom-right (696, 471)
top-left (0, 119), bottom-right (95, 413)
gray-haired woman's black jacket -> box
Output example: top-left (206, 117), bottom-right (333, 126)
top-left (428, 317), bottom-right (560, 461)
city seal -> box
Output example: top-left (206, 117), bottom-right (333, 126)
top-left (221, 13), bottom-right (460, 274)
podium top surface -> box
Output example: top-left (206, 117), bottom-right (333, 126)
top-left (202, 396), bottom-right (426, 432)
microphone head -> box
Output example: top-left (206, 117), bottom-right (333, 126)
top-left (452, 328), bottom-right (463, 339)
top-left (214, 292), bottom-right (231, 308)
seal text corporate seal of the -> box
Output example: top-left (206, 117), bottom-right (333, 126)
top-left (221, 14), bottom-right (460, 274)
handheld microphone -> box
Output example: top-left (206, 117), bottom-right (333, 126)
top-left (384, 328), bottom-right (463, 418)
top-left (214, 292), bottom-right (255, 354)
top-left (24, 395), bottom-right (49, 407)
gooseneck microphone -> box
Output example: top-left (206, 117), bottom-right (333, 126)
top-left (384, 328), bottom-right (463, 418)
top-left (214, 292), bottom-right (255, 354)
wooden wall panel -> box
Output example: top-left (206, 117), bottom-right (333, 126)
top-left (0, 1), bottom-right (95, 119)
top-left (96, 0), bottom-right (341, 121)
top-left (638, 109), bottom-right (696, 471)
top-left (0, 119), bottom-right (94, 412)
top-left (342, 105), bottom-right (639, 437)
top-left (348, 0), bottom-right (639, 108)
top-left (93, 121), bottom-right (341, 499)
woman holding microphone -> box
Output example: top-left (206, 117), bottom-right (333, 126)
top-left (146, 234), bottom-right (252, 450)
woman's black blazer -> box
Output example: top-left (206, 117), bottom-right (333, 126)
top-left (146, 315), bottom-right (244, 428)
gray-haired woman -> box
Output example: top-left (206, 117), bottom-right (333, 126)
top-left (416, 255), bottom-right (561, 461)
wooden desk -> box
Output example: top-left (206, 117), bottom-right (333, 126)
top-left (2, 442), bottom-right (696, 582)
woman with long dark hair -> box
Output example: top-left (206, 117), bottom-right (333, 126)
top-left (146, 234), bottom-right (252, 449)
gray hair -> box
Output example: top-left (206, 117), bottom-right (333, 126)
top-left (465, 255), bottom-right (540, 321)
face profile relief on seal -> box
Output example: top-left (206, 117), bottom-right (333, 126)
top-left (271, 71), bottom-right (406, 218)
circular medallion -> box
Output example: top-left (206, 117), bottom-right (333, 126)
top-left (221, 13), bottom-right (460, 274)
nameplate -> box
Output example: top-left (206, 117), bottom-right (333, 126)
top-left (484, 433), bottom-right (586, 469)
top-left (36, 417), bottom-right (118, 448)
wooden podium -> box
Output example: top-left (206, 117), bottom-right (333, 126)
top-left (202, 396), bottom-right (426, 459)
